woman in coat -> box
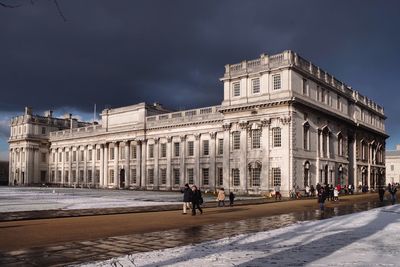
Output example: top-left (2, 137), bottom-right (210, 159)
top-left (217, 188), bottom-right (225, 207)
top-left (191, 185), bottom-right (203, 216)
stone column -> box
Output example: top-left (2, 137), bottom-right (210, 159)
top-left (209, 132), bottom-right (216, 191)
top-left (239, 121), bottom-right (248, 192)
top-left (154, 138), bottom-right (159, 189)
top-left (180, 135), bottom-right (186, 186)
top-left (103, 143), bottom-right (108, 187)
top-left (166, 137), bottom-right (172, 189)
top-left (99, 144), bottom-right (104, 187)
top-left (124, 140), bottom-right (130, 188)
top-left (91, 146), bottom-right (95, 187)
top-left (136, 140), bottom-right (141, 187)
top-left (83, 145), bottom-right (88, 185)
top-left (54, 148), bottom-right (58, 184)
top-left (8, 149), bottom-right (12, 185)
top-left (141, 139), bottom-right (147, 189)
top-left (61, 147), bottom-right (65, 185)
top-left (261, 119), bottom-right (271, 190)
top-left (194, 134), bottom-right (201, 186)
top-left (68, 147), bottom-right (72, 186)
top-left (222, 124), bottom-right (231, 190)
top-left (25, 147), bottom-right (30, 185)
top-left (316, 130), bottom-right (321, 184)
top-left (114, 142), bottom-right (119, 188)
top-left (367, 143), bottom-right (371, 189)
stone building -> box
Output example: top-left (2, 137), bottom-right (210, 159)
top-left (0, 161), bottom-right (9, 185)
top-left (9, 50), bottom-right (387, 195)
top-left (386, 145), bottom-right (400, 185)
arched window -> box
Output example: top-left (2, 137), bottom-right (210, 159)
top-left (321, 126), bottom-right (330, 158)
top-left (303, 122), bottom-right (310, 150)
top-left (272, 127), bottom-right (281, 147)
top-left (249, 161), bottom-right (262, 187)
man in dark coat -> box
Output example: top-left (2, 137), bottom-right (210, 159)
top-left (191, 185), bottom-right (203, 216)
top-left (181, 183), bottom-right (192, 214)
top-left (318, 188), bottom-right (327, 211)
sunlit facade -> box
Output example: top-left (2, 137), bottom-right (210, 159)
top-left (9, 51), bottom-right (387, 195)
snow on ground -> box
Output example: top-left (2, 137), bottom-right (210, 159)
top-left (0, 187), bottom-right (261, 212)
top-left (81, 205), bottom-right (400, 267)
top-left (0, 187), bottom-right (181, 212)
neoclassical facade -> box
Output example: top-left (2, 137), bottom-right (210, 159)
top-left (9, 50), bottom-right (388, 195)
top-left (386, 145), bottom-right (400, 185)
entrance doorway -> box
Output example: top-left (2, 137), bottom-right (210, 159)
top-left (119, 169), bottom-right (125, 188)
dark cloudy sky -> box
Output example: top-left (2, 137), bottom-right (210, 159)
top-left (1, 0), bottom-right (400, 160)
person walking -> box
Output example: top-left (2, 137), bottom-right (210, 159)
top-left (389, 184), bottom-right (397, 205)
top-left (318, 188), bottom-right (327, 211)
top-left (333, 187), bottom-right (339, 201)
top-left (181, 183), bottom-right (192, 214)
top-left (305, 185), bottom-right (310, 197)
top-left (310, 185), bottom-right (316, 197)
top-left (378, 185), bottom-right (385, 202)
top-left (191, 185), bottom-right (203, 216)
top-left (274, 185), bottom-right (282, 201)
top-left (229, 191), bottom-right (235, 206)
top-left (217, 188), bottom-right (226, 207)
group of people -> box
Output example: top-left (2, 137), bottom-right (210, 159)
top-left (181, 184), bottom-right (203, 216)
top-left (181, 185), bottom-right (236, 215)
top-left (378, 183), bottom-right (398, 204)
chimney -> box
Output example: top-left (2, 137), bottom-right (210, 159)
top-left (44, 110), bottom-right (53, 118)
top-left (25, 107), bottom-right (32, 115)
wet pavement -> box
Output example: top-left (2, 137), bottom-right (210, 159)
top-left (0, 197), bottom-right (393, 267)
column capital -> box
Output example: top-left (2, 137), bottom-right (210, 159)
top-left (261, 118), bottom-right (271, 127)
top-left (238, 120), bottom-right (248, 129)
top-left (210, 132), bottom-right (217, 139)
top-left (222, 122), bottom-right (231, 131)
top-left (167, 136), bottom-right (173, 143)
top-left (280, 116), bottom-right (291, 125)
top-left (194, 133), bottom-right (201, 140)
top-left (180, 135), bottom-right (186, 142)
top-left (154, 138), bottom-right (159, 144)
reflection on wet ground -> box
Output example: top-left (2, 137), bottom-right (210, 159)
top-left (0, 199), bottom-right (393, 266)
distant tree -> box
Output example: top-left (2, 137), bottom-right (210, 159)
top-left (0, 0), bottom-right (67, 21)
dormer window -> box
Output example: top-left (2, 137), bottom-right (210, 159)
top-left (233, 82), bottom-right (240, 97)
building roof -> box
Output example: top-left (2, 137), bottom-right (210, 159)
top-left (386, 150), bottom-right (400, 157)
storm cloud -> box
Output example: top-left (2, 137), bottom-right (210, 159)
top-left (1, 0), bottom-right (400, 159)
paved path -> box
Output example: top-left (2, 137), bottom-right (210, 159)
top-left (0, 193), bottom-right (394, 266)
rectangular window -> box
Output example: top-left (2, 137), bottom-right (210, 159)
top-left (41, 153), bottom-right (46, 163)
top-left (66, 152), bottom-right (69, 162)
top-left (252, 130), bottom-right (261, 149)
top-left (233, 131), bottom-right (240, 150)
top-left (95, 170), bottom-right (100, 183)
top-left (251, 168), bottom-right (261, 187)
top-left (187, 168), bottom-right (194, 185)
top-left (202, 168), bottom-right (209, 185)
top-left (88, 149), bottom-right (92, 161)
top-left (272, 127), bottom-right (282, 147)
top-left (233, 82), bottom-right (240, 96)
top-left (321, 88), bottom-right (325, 103)
top-left (110, 148), bottom-right (114, 160)
top-left (272, 168), bottom-right (281, 186)
top-left (161, 143), bottom-right (167, 158)
top-left (218, 167), bottom-right (223, 186)
top-left (337, 95), bottom-right (342, 111)
top-left (302, 79), bottom-right (308, 95)
top-left (131, 145), bottom-right (137, 159)
top-left (72, 170), bottom-right (77, 182)
top-left (203, 140), bottom-right (209, 156)
top-left (57, 171), bottom-right (61, 182)
top-left (131, 169), bottom-right (137, 184)
top-left (40, 171), bottom-right (46, 182)
top-left (161, 168), bottom-right (167, 185)
top-left (252, 78), bottom-right (260, 94)
top-left (65, 170), bottom-right (69, 183)
top-left (391, 165), bottom-right (394, 171)
top-left (218, 138), bottom-right (223, 155)
top-left (273, 74), bottom-right (281, 90)
top-left (303, 125), bottom-right (310, 150)
top-left (187, 141), bottom-right (194, 157)
top-left (41, 127), bottom-right (46, 134)
top-left (173, 168), bottom-right (180, 185)
top-left (51, 171), bottom-right (55, 182)
top-left (52, 153), bottom-right (55, 163)
top-left (174, 142), bottom-right (180, 157)
top-left (148, 144), bottom-right (154, 158)
top-left (97, 149), bottom-right (101, 161)
top-left (148, 169), bottom-right (154, 184)
top-left (109, 169), bottom-right (114, 183)
top-left (87, 170), bottom-right (92, 183)
top-left (80, 150), bottom-right (84, 161)
top-left (79, 170), bottom-right (84, 182)
top-left (58, 152), bottom-right (62, 162)
top-left (232, 169), bottom-right (240, 186)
